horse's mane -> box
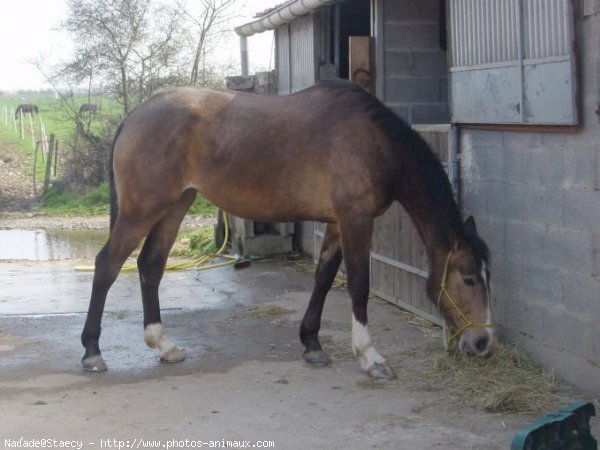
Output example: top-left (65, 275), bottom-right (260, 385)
top-left (315, 80), bottom-right (489, 263)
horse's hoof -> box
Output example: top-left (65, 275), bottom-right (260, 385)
top-left (82, 355), bottom-right (107, 372)
top-left (303, 350), bottom-right (332, 366)
top-left (366, 362), bottom-right (397, 380)
top-left (160, 346), bottom-right (186, 363)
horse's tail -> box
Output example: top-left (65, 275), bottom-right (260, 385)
top-left (108, 121), bottom-right (125, 232)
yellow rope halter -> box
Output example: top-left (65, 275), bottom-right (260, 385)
top-left (437, 251), bottom-right (493, 345)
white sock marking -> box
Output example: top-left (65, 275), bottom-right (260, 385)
top-left (351, 314), bottom-right (386, 371)
top-left (144, 323), bottom-right (176, 357)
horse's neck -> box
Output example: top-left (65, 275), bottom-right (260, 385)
top-left (395, 163), bottom-right (461, 262)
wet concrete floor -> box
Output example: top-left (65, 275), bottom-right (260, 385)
top-left (0, 232), bottom-right (597, 449)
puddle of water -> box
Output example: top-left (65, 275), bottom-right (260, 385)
top-left (0, 229), bottom-right (108, 261)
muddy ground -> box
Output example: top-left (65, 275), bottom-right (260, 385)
top-left (0, 256), bottom-right (535, 450)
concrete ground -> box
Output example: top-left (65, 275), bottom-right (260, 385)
top-left (0, 255), bottom-right (597, 449)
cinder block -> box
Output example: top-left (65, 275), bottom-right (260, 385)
top-left (593, 232), bottom-right (600, 279)
top-left (595, 145), bottom-right (600, 190)
top-left (463, 184), bottom-right (487, 215)
top-left (462, 129), bottom-right (505, 147)
top-left (464, 142), bottom-right (520, 185)
top-left (514, 259), bottom-right (564, 304)
top-left (503, 130), bottom-right (542, 148)
top-left (541, 307), bottom-right (589, 356)
top-left (500, 145), bottom-right (524, 185)
top-left (504, 296), bottom-right (544, 339)
top-left (234, 233), bottom-right (293, 258)
top-left (561, 271), bottom-right (600, 315)
top-left (591, 320), bottom-right (600, 362)
top-left (299, 221), bottom-right (315, 257)
top-left (385, 78), bottom-right (444, 103)
top-left (410, 51), bottom-right (448, 77)
top-left (477, 145), bottom-right (504, 182)
top-left (563, 189), bottom-right (600, 231)
top-left (519, 186), bottom-right (564, 226)
top-left (485, 183), bottom-right (521, 221)
top-left (504, 221), bottom-right (589, 273)
top-left (385, 24), bottom-right (440, 50)
top-left (384, 0), bottom-right (439, 23)
top-left (385, 51), bottom-right (412, 77)
top-left (562, 146), bottom-right (597, 191)
top-left (411, 104), bottom-right (449, 124)
top-left (491, 254), bottom-right (523, 301)
top-left (460, 144), bottom-right (488, 182)
top-left (522, 146), bottom-right (564, 187)
top-left (225, 75), bottom-right (255, 91)
top-left (541, 132), bottom-right (567, 147)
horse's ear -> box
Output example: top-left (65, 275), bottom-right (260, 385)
top-left (464, 216), bottom-right (478, 237)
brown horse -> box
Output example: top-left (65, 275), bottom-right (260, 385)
top-left (81, 80), bottom-right (494, 379)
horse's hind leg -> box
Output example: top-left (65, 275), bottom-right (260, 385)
top-left (338, 215), bottom-right (397, 380)
top-left (81, 218), bottom-right (154, 372)
top-left (300, 223), bottom-right (342, 365)
top-left (138, 189), bottom-right (196, 363)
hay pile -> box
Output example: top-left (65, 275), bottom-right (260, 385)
top-left (248, 304), bottom-right (294, 318)
top-left (415, 343), bottom-right (565, 415)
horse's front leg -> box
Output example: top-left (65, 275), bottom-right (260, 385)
top-left (339, 215), bottom-right (397, 380)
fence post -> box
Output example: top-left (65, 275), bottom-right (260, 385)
top-left (33, 141), bottom-right (39, 196)
top-left (43, 134), bottom-right (55, 194)
top-left (53, 139), bottom-right (59, 177)
top-left (28, 113), bottom-right (35, 149)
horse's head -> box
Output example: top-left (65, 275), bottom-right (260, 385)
top-left (428, 216), bottom-right (494, 357)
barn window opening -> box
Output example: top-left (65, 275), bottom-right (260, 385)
top-left (447, 0), bottom-right (577, 125)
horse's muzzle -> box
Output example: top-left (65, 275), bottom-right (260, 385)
top-left (458, 327), bottom-right (495, 358)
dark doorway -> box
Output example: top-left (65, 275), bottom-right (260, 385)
top-left (337, 0), bottom-right (370, 79)
top-left (322, 0), bottom-right (370, 80)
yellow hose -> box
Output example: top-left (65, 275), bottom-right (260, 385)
top-left (75, 212), bottom-right (240, 273)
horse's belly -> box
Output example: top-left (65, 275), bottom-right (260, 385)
top-left (195, 180), bottom-right (335, 224)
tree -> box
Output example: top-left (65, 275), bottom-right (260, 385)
top-left (184, 0), bottom-right (239, 86)
top-left (61, 0), bottom-right (187, 114)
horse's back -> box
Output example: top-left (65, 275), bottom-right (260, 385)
top-left (114, 84), bottom-right (394, 223)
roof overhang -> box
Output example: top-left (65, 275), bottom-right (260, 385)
top-left (235, 0), bottom-right (338, 37)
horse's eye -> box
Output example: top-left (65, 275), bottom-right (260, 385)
top-left (463, 276), bottom-right (476, 287)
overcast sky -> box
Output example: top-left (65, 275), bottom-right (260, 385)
top-left (0, 0), bottom-right (276, 92)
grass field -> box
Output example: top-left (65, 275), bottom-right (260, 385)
top-left (1, 93), bottom-right (124, 185)
top-left (0, 92), bottom-right (216, 218)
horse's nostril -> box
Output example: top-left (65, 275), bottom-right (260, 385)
top-left (475, 336), bottom-right (489, 353)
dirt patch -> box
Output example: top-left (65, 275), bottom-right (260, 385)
top-left (0, 140), bottom-right (38, 212)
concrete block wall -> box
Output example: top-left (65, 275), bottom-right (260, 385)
top-left (382, 0), bottom-right (449, 124)
top-left (459, 9), bottom-right (600, 394)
